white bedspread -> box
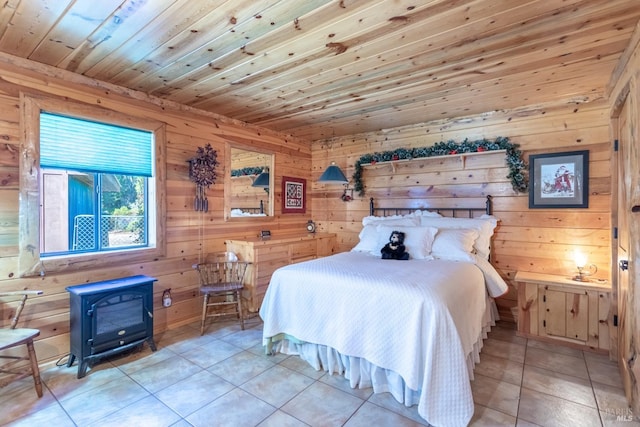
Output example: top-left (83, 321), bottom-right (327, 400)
top-left (260, 251), bottom-right (505, 426)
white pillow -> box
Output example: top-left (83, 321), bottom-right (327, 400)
top-left (419, 215), bottom-right (498, 258)
top-left (362, 214), bottom-right (419, 227)
top-left (431, 228), bottom-right (479, 262)
top-left (351, 224), bottom-right (380, 253)
top-left (473, 254), bottom-right (509, 297)
top-left (413, 210), bottom-right (443, 218)
top-left (375, 225), bottom-right (438, 260)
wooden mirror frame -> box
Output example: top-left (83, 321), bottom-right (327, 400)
top-left (224, 142), bottom-right (275, 221)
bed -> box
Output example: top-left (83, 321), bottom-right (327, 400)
top-left (259, 196), bottom-right (508, 427)
top-left (230, 204), bottom-right (266, 217)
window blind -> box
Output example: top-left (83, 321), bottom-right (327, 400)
top-left (40, 112), bottom-right (153, 177)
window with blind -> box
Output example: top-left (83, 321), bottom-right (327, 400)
top-left (39, 112), bottom-right (155, 256)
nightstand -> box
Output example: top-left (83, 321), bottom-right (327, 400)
top-left (226, 233), bottom-right (335, 313)
top-left (514, 271), bottom-right (611, 352)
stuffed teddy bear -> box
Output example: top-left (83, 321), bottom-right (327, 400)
top-left (381, 230), bottom-right (410, 260)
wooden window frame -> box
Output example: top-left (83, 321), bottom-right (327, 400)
top-left (18, 94), bottom-right (167, 277)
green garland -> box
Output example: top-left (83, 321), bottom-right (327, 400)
top-left (353, 137), bottom-right (527, 196)
top-left (230, 166), bottom-right (270, 193)
top-left (230, 166), bottom-right (265, 177)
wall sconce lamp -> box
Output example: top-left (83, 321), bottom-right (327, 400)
top-left (318, 162), bottom-right (348, 183)
top-left (573, 250), bottom-right (597, 282)
top-left (318, 162), bottom-right (353, 201)
top-left (252, 169), bottom-right (270, 188)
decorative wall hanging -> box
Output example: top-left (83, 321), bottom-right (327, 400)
top-left (282, 176), bottom-right (306, 214)
top-left (529, 150), bottom-right (589, 209)
top-left (188, 143), bottom-right (218, 212)
top-left (352, 137), bottom-right (527, 196)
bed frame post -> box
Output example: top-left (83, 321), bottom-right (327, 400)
top-left (485, 195), bottom-right (493, 215)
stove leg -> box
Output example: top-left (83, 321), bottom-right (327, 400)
top-left (147, 337), bottom-right (157, 352)
top-left (77, 361), bottom-right (89, 379)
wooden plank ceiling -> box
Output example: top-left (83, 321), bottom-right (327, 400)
top-left (0, 0), bottom-right (638, 140)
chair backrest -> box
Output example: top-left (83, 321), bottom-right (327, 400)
top-left (0, 291), bottom-right (44, 329)
top-left (194, 254), bottom-right (250, 287)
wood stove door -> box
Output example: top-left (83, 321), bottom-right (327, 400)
top-left (90, 289), bottom-right (152, 354)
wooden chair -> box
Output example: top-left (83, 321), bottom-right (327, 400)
top-left (193, 254), bottom-right (250, 335)
top-left (0, 290), bottom-right (44, 397)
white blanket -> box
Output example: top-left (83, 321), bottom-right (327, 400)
top-left (230, 208), bottom-right (266, 217)
top-left (260, 252), bottom-right (506, 426)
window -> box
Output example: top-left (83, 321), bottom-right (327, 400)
top-left (19, 96), bottom-right (166, 277)
top-left (39, 112), bottom-right (153, 256)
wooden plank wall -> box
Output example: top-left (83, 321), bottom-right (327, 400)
top-left (0, 56), bottom-right (312, 364)
top-left (310, 102), bottom-right (613, 322)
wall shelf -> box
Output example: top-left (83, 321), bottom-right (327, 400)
top-left (360, 149), bottom-right (507, 173)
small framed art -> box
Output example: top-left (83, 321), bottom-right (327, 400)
top-left (282, 176), bottom-right (306, 213)
top-left (529, 150), bottom-right (589, 208)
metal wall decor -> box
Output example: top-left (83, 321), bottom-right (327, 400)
top-left (188, 143), bottom-right (218, 212)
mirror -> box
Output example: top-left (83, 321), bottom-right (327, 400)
top-left (226, 146), bottom-right (274, 219)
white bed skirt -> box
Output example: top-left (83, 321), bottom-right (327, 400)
top-left (270, 298), bottom-right (499, 419)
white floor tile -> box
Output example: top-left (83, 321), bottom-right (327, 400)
top-left (3, 321), bottom-right (624, 426)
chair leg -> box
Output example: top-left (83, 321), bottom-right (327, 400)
top-left (201, 293), bottom-right (209, 335)
top-left (26, 340), bottom-right (42, 398)
top-left (236, 290), bottom-right (245, 330)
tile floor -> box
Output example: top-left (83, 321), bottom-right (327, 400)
top-left (1, 319), bottom-right (638, 426)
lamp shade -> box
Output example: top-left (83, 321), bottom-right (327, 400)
top-left (318, 163), bottom-right (348, 184)
top-left (252, 171), bottom-right (270, 188)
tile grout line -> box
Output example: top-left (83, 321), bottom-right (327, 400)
top-left (514, 336), bottom-right (527, 425)
top-left (584, 349), bottom-right (608, 427)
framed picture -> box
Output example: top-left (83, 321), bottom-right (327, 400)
top-left (529, 150), bottom-right (589, 208)
top-left (282, 176), bottom-right (306, 213)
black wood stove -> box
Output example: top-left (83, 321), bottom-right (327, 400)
top-left (66, 275), bottom-right (157, 378)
